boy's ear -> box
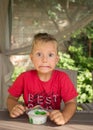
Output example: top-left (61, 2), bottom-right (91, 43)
top-left (30, 54), bottom-right (33, 61)
top-left (56, 55), bottom-right (59, 64)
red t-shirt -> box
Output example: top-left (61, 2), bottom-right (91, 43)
top-left (8, 70), bottom-right (78, 110)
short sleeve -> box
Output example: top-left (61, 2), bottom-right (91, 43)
top-left (60, 72), bottom-right (78, 102)
top-left (8, 73), bottom-right (25, 97)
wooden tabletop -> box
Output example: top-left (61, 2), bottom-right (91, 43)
top-left (0, 110), bottom-right (93, 130)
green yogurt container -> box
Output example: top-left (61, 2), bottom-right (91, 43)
top-left (27, 109), bottom-right (47, 124)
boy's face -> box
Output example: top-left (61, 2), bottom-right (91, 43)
top-left (30, 41), bottom-right (59, 74)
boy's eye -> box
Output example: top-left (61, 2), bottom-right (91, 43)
top-left (48, 53), bottom-right (54, 57)
top-left (36, 52), bottom-right (42, 57)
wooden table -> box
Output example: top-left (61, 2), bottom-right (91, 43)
top-left (0, 110), bottom-right (93, 130)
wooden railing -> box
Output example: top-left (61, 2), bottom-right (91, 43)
top-left (56, 68), bottom-right (77, 87)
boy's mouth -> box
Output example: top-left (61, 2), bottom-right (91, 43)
top-left (39, 66), bottom-right (51, 68)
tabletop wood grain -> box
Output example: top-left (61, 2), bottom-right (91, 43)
top-left (0, 110), bottom-right (93, 130)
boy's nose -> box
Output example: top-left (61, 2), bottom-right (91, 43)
top-left (42, 56), bottom-right (47, 62)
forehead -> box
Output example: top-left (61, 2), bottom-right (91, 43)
top-left (34, 41), bottom-right (57, 49)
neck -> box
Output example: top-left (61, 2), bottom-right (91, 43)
top-left (37, 71), bottom-right (53, 82)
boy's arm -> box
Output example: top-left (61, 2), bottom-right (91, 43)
top-left (49, 98), bottom-right (77, 125)
top-left (62, 98), bottom-right (77, 123)
top-left (7, 94), bottom-right (19, 112)
top-left (6, 94), bottom-right (25, 118)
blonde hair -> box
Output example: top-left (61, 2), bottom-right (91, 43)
top-left (31, 33), bottom-right (58, 53)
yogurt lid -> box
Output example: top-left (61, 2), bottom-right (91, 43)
top-left (28, 109), bottom-right (47, 116)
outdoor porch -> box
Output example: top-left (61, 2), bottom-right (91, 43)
top-left (0, 0), bottom-right (93, 129)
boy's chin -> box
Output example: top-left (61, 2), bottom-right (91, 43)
top-left (38, 70), bottom-right (53, 74)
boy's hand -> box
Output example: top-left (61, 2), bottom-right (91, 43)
top-left (10, 104), bottom-right (26, 118)
top-left (48, 110), bottom-right (65, 125)
top-left (48, 99), bottom-right (77, 125)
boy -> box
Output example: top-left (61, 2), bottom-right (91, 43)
top-left (7, 33), bottom-right (78, 125)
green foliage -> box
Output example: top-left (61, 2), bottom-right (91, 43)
top-left (69, 45), bottom-right (93, 71)
top-left (57, 52), bottom-right (76, 70)
top-left (77, 70), bottom-right (93, 103)
top-left (11, 66), bottom-right (25, 82)
top-left (57, 50), bottom-right (93, 103)
top-left (84, 22), bottom-right (93, 39)
top-left (71, 21), bottom-right (93, 57)
top-left (66, 22), bottom-right (93, 103)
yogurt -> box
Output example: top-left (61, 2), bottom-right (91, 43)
top-left (27, 109), bottom-right (48, 124)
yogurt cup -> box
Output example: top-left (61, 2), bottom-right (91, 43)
top-left (27, 109), bottom-right (47, 124)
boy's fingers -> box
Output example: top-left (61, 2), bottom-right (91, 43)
top-left (10, 104), bottom-right (25, 118)
top-left (46, 111), bottom-right (50, 116)
top-left (15, 104), bottom-right (26, 112)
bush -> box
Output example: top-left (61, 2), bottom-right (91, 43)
top-left (11, 66), bottom-right (25, 82)
top-left (57, 52), bottom-right (76, 70)
top-left (57, 51), bottom-right (93, 103)
top-left (77, 70), bottom-right (93, 103)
